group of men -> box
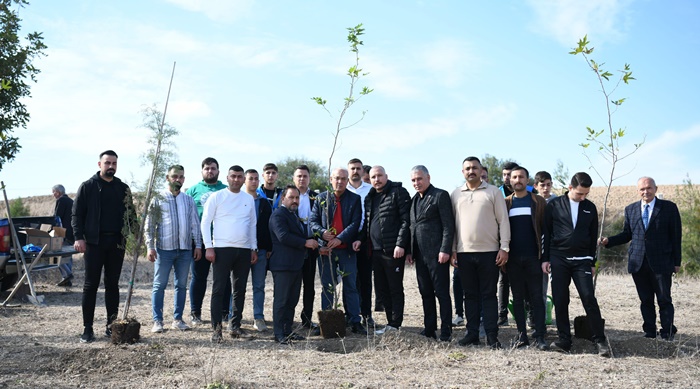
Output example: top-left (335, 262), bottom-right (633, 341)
top-left (68, 151), bottom-right (682, 355)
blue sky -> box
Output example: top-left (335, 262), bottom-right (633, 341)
top-left (3, 0), bottom-right (699, 199)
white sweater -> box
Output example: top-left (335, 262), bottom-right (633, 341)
top-left (200, 189), bottom-right (257, 249)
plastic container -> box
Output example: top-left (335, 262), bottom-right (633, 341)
top-left (507, 295), bottom-right (554, 325)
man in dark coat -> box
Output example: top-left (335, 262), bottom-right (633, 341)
top-left (52, 184), bottom-right (75, 286)
top-left (600, 176), bottom-right (682, 340)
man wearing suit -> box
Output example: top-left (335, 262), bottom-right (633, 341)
top-left (543, 172), bottom-right (610, 357)
top-left (599, 177), bottom-right (682, 340)
top-left (409, 165), bottom-right (454, 342)
top-left (269, 185), bottom-right (319, 344)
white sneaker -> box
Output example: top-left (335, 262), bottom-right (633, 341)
top-left (452, 315), bottom-right (464, 326)
top-left (151, 321), bottom-right (164, 333)
top-left (171, 319), bottom-right (190, 331)
top-left (375, 325), bottom-right (398, 335)
top-left (253, 318), bottom-right (268, 332)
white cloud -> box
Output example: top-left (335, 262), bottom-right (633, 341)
top-left (526, 0), bottom-right (633, 46)
top-left (163, 0), bottom-right (253, 22)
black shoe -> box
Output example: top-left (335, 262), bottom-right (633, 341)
top-left (351, 322), bottom-right (367, 335)
top-left (105, 327), bottom-right (112, 338)
top-left (375, 303), bottom-right (384, 312)
top-left (57, 275), bottom-right (74, 287)
top-left (643, 332), bottom-right (656, 339)
top-left (275, 336), bottom-right (290, 345)
top-left (660, 325), bottom-right (678, 341)
top-left (439, 332), bottom-right (452, 342)
top-left (487, 334), bottom-right (502, 349)
top-left (80, 327), bottom-right (95, 343)
top-left (497, 317), bottom-right (508, 326)
top-left (535, 337), bottom-right (549, 351)
top-left (419, 329), bottom-right (437, 339)
top-left (302, 321), bottom-right (319, 329)
top-left (597, 341), bottom-right (611, 357)
top-left (458, 333), bottom-right (480, 346)
top-left (549, 341), bottom-right (571, 353)
top-left (362, 316), bottom-right (376, 328)
top-left (288, 333), bottom-right (305, 341)
top-left (229, 326), bottom-right (253, 339)
top-left (211, 324), bottom-right (223, 343)
top-left (514, 334), bottom-right (529, 348)
top-left (309, 326), bottom-right (321, 336)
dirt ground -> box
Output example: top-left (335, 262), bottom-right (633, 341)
top-left (1, 255), bottom-right (699, 389)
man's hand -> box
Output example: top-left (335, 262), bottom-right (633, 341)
top-left (450, 252), bottom-right (458, 268)
top-left (322, 230), bottom-right (336, 242)
top-left (675, 266), bottom-right (680, 273)
top-left (74, 239), bottom-right (86, 253)
top-left (393, 246), bottom-right (405, 259)
top-left (598, 237), bottom-right (609, 246)
top-left (327, 238), bottom-right (342, 249)
top-left (591, 266), bottom-right (596, 277)
top-left (193, 248), bottom-right (202, 261)
top-left (541, 261), bottom-right (551, 274)
top-left (267, 251), bottom-right (272, 259)
top-left (147, 249), bottom-right (157, 262)
top-left (305, 239), bottom-right (319, 249)
top-left (406, 253), bottom-right (414, 265)
top-left (251, 250), bottom-right (258, 265)
top-left (438, 252), bottom-right (450, 264)
top-left (495, 249), bottom-right (508, 267)
top-left (205, 248), bottom-right (216, 263)
top-left (352, 240), bottom-right (361, 251)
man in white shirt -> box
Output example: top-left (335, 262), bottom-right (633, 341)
top-left (201, 165), bottom-right (258, 343)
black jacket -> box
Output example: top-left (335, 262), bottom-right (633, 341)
top-left (544, 192), bottom-right (598, 263)
top-left (268, 206), bottom-right (307, 272)
top-left (409, 184), bottom-right (454, 261)
top-left (309, 189), bottom-right (362, 246)
top-left (71, 172), bottom-right (138, 245)
top-left (255, 196), bottom-right (273, 252)
top-left (362, 180), bottom-right (411, 254)
top-left (55, 194), bottom-right (75, 244)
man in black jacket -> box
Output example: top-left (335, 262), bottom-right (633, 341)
top-left (310, 167), bottom-right (367, 335)
top-left (269, 185), bottom-right (319, 344)
top-left (600, 176), bottom-right (682, 340)
top-left (363, 166), bottom-right (411, 335)
top-left (543, 172), bottom-right (610, 356)
top-left (52, 184), bottom-right (74, 286)
top-left (72, 150), bottom-right (138, 343)
top-left (409, 165), bottom-right (454, 341)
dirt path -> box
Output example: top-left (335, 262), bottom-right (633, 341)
top-left (1, 257), bottom-right (699, 388)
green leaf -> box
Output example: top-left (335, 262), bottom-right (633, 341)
top-left (0, 79), bottom-right (11, 90)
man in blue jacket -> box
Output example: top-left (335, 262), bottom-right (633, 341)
top-left (269, 185), bottom-right (319, 344)
top-left (600, 177), bottom-right (682, 340)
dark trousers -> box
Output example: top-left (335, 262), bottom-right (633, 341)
top-left (453, 268), bottom-right (466, 317)
top-left (272, 270), bottom-right (303, 338)
top-left (300, 248), bottom-right (318, 325)
top-left (210, 247), bottom-right (251, 328)
top-left (457, 251), bottom-right (499, 337)
top-left (189, 243), bottom-right (230, 319)
top-left (550, 255), bottom-right (606, 344)
top-left (356, 242), bottom-right (374, 318)
top-left (507, 255), bottom-right (546, 338)
top-left (631, 257), bottom-right (675, 337)
top-left (372, 250), bottom-right (405, 328)
top-left (497, 269), bottom-right (510, 320)
top-left (82, 234), bottom-right (125, 328)
top-left (415, 248), bottom-right (452, 337)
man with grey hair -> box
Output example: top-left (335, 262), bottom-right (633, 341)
top-left (409, 165), bottom-right (454, 341)
top-left (52, 184), bottom-right (75, 286)
top-left (600, 176), bottom-right (682, 340)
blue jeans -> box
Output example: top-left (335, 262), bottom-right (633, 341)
top-left (318, 249), bottom-right (361, 324)
top-left (230, 249), bottom-right (267, 319)
top-left (59, 256), bottom-right (73, 278)
top-left (152, 249), bottom-right (192, 322)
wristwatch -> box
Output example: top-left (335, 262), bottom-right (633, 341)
top-left (501, 247), bottom-right (510, 253)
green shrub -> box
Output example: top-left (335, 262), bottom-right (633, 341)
top-left (676, 179), bottom-right (700, 274)
top-left (9, 197), bottom-right (30, 217)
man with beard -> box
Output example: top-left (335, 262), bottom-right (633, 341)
top-left (409, 165), bottom-right (454, 342)
top-left (202, 165), bottom-right (257, 342)
top-left (186, 157), bottom-right (229, 326)
top-left (145, 165), bottom-right (202, 333)
top-left (269, 185), bottom-right (319, 344)
top-left (73, 150), bottom-right (138, 343)
top-left (451, 157), bottom-right (509, 349)
top-left (346, 158), bottom-right (376, 327)
top-left (52, 184), bottom-right (75, 286)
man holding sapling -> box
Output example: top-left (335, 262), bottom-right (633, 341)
top-left (362, 165), bottom-right (411, 335)
top-left (599, 176), bottom-right (682, 341)
top-left (187, 157), bottom-right (230, 326)
top-left (543, 172), bottom-right (610, 357)
top-left (451, 157), bottom-right (509, 349)
top-left (201, 165), bottom-right (257, 343)
top-left (310, 167), bottom-right (367, 335)
top-left (145, 165), bottom-right (202, 334)
top-left (72, 150), bottom-right (138, 343)
top-left (269, 185), bottom-right (319, 344)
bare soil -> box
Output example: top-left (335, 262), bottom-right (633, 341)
top-left (1, 256), bottom-right (699, 389)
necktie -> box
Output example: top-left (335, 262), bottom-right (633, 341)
top-left (642, 204), bottom-right (649, 230)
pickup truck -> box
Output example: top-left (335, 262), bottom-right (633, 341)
top-left (0, 216), bottom-right (78, 291)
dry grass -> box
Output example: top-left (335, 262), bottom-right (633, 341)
top-left (1, 255), bottom-right (699, 388)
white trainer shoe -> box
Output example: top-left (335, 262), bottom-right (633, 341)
top-left (375, 325), bottom-right (398, 335)
top-left (171, 319), bottom-right (190, 331)
top-left (151, 321), bottom-right (164, 333)
top-left (253, 318), bottom-right (268, 332)
top-left (452, 315), bottom-right (464, 326)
